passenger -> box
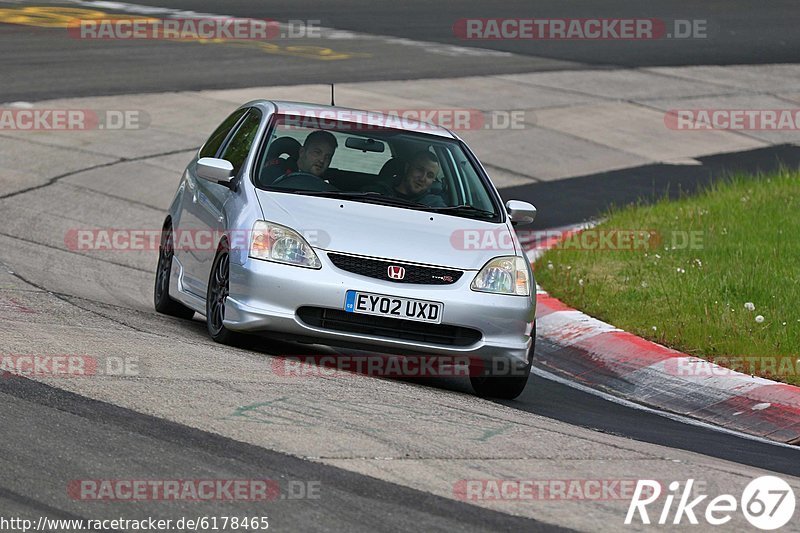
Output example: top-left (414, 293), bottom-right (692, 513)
top-left (374, 151), bottom-right (445, 207)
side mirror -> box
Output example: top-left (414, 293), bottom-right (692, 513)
top-left (197, 157), bottom-right (234, 186)
top-left (506, 200), bottom-right (537, 226)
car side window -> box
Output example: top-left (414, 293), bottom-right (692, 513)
top-left (198, 109), bottom-right (248, 159)
top-left (219, 109), bottom-right (263, 175)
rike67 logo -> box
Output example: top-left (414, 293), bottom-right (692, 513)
top-left (626, 476), bottom-right (795, 530)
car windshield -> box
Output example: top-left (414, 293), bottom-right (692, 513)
top-left (253, 113), bottom-right (501, 221)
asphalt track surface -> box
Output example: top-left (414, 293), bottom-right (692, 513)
top-left (1, 0), bottom-right (799, 101)
top-left (1, 1), bottom-right (800, 531)
top-left (124, 0), bottom-right (800, 66)
top-left (0, 376), bottom-right (562, 532)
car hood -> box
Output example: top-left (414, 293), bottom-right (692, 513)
top-left (254, 190), bottom-right (518, 270)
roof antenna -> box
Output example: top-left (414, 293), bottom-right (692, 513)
top-left (330, 83), bottom-right (335, 106)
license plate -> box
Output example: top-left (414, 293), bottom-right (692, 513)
top-left (344, 290), bottom-right (443, 324)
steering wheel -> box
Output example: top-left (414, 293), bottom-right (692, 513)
top-left (270, 171), bottom-right (339, 192)
top-left (272, 170), bottom-right (322, 185)
top-left (271, 171), bottom-right (321, 186)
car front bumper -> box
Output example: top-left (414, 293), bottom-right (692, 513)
top-left (224, 251), bottom-right (536, 367)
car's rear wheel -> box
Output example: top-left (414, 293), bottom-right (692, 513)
top-left (470, 322), bottom-right (535, 400)
top-left (154, 220), bottom-right (195, 319)
top-left (206, 245), bottom-right (239, 344)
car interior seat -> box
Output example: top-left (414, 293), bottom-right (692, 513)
top-left (258, 136), bottom-right (302, 186)
top-left (357, 157), bottom-right (404, 193)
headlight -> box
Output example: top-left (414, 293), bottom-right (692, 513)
top-left (471, 256), bottom-right (530, 296)
top-left (249, 221), bottom-right (321, 269)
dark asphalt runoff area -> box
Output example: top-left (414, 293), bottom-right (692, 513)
top-left (505, 144), bottom-right (800, 230)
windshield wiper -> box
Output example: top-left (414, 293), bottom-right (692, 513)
top-left (288, 190), bottom-right (382, 198)
top-left (286, 190), bottom-right (429, 208)
top-left (424, 204), bottom-right (497, 219)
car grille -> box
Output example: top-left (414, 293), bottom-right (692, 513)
top-left (297, 307), bottom-right (482, 347)
top-left (327, 253), bottom-right (463, 285)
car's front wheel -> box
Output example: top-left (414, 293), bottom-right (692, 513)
top-left (470, 322), bottom-right (535, 400)
top-left (206, 245), bottom-right (239, 344)
top-left (154, 220), bottom-right (195, 319)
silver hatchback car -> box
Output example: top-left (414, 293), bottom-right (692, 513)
top-left (154, 101), bottom-right (537, 399)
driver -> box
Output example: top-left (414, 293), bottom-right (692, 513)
top-left (261, 130), bottom-right (337, 185)
top-left (296, 130), bottom-right (337, 177)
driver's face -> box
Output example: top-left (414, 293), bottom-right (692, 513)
top-left (297, 141), bottom-right (335, 177)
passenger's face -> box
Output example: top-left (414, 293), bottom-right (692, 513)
top-left (298, 141), bottom-right (335, 176)
top-left (403, 158), bottom-right (439, 195)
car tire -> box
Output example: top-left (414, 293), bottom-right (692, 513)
top-left (206, 244), bottom-right (239, 345)
top-left (470, 321), bottom-right (535, 400)
top-left (154, 220), bottom-right (196, 319)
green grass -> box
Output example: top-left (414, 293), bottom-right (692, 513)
top-left (535, 169), bottom-right (800, 385)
